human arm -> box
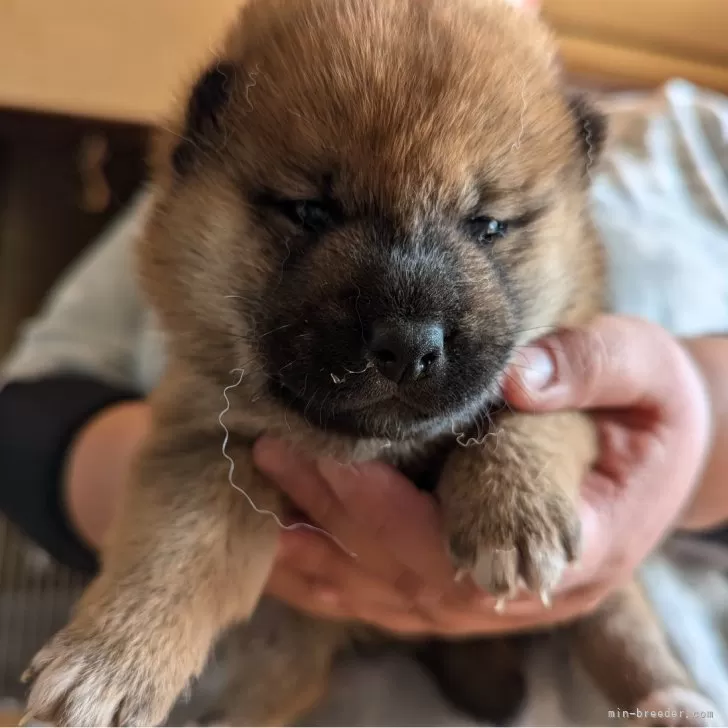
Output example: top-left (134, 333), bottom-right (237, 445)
top-left (0, 192), bottom-right (153, 570)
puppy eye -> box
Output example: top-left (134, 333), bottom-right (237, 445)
top-left (292, 200), bottom-right (333, 231)
top-left (255, 190), bottom-right (342, 232)
top-left (466, 216), bottom-right (509, 245)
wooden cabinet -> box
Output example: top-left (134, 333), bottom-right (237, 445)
top-left (0, 0), bottom-right (243, 124)
top-left (542, 0), bottom-right (728, 92)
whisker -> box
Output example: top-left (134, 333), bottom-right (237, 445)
top-left (258, 323), bottom-right (293, 339)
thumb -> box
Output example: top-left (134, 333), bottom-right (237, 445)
top-left (502, 315), bottom-right (695, 416)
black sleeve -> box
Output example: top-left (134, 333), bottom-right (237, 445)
top-left (0, 374), bottom-right (141, 573)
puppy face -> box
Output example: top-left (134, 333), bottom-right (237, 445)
top-left (141, 0), bottom-right (605, 440)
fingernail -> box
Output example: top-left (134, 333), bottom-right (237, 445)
top-left (517, 345), bottom-right (555, 391)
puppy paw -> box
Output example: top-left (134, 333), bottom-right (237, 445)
top-left (444, 482), bottom-right (580, 606)
top-left (630, 688), bottom-right (723, 727)
top-left (24, 622), bottom-right (185, 727)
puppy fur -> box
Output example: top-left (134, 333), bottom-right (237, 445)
top-left (24, 0), bottom-right (720, 725)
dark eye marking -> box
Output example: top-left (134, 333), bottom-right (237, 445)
top-left (292, 200), bottom-right (338, 231)
top-left (254, 191), bottom-right (343, 233)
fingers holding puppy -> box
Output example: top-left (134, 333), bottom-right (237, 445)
top-left (255, 438), bottom-right (455, 596)
top-left (256, 437), bottom-right (603, 635)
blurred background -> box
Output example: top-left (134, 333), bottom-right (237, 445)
top-left (0, 0), bottom-right (726, 724)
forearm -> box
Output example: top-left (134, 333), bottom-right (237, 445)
top-left (64, 400), bottom-right (150, 551)
top-left (0, 193), bottom-right (154, 568)
top-left (679, 336), bottom-right (728, 531)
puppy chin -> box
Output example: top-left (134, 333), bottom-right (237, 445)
top-left (325, 383), bottom-right (501, 441)
top-left (327, 400), bottom-right (441, 440)
top-left (267, 356), bottom-right (506, 440)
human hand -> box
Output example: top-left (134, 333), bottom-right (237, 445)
top-left (503, 315), bottom-right (710, 609)
top-left (254, 315), bottom-right (711, 636)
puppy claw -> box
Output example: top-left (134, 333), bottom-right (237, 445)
top-left (494, 596), bottom-right (508, 614)
top-left (18, 712), bottom-right (33, 727)
top-left (443, 481), bottom-right (579, 602)
top-left (539, 589), bottom-right (552, 608)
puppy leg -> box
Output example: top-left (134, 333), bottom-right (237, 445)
top-left (419, 636), bottom-right (529, 724)
top-left (438, 411), bottom-right (596, 603)
top-left (571, 582), bottom-right (722, 727)
top-left (202, 600), bottom-right (349, 727)
top-left (23, 437), bottom-right (283, 727)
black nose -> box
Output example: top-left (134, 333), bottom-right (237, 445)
top-left (369, 320), bottom-right (445, 384)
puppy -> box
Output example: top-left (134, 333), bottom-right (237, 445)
top-left (24, 0), bottom-right (720, 725)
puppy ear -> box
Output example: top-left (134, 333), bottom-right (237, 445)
top-left (567, 92), bottom-right (608, 171)
top-left (172, 62), bottom-right (235, 175)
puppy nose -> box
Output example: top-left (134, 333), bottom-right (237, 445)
top-left (369, 320), bottom-right (445, 384)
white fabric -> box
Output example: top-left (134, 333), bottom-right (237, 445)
top-left (597, 80), bottom-right (728, 337)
